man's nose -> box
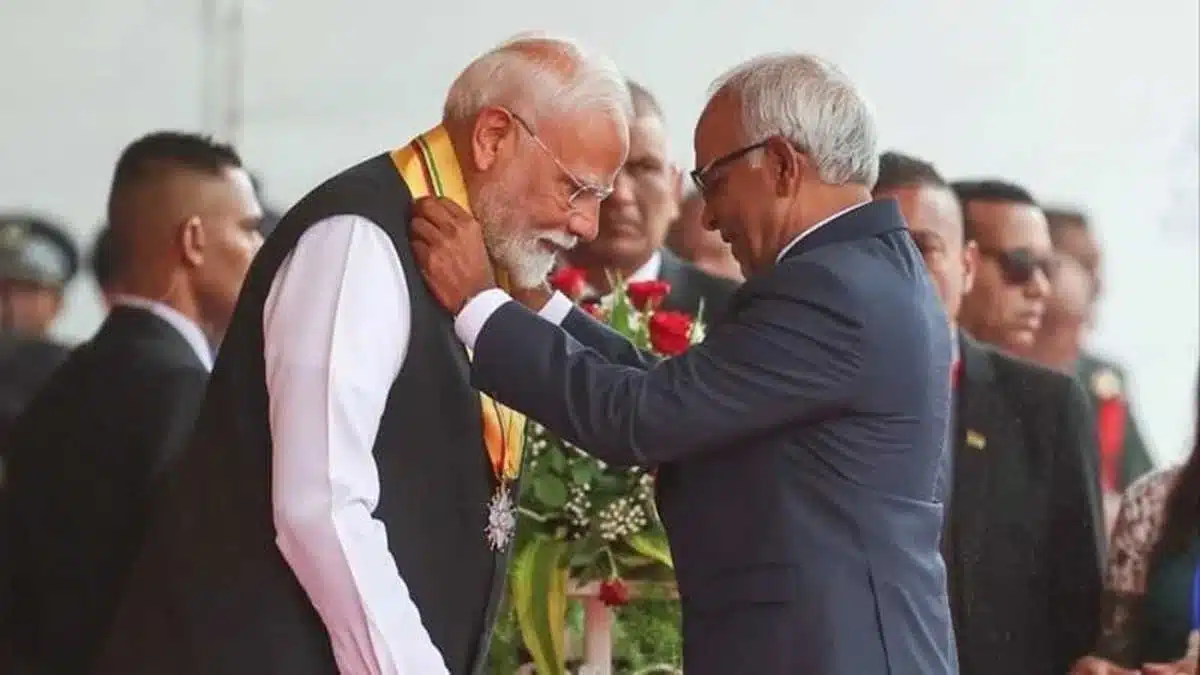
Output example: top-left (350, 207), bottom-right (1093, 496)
top-left (1025, 267), bottom-right (1052, 298)
top-left (568, 207), bottom-right (600, 243)
top-left (607, 169), bottom-right (636, 205)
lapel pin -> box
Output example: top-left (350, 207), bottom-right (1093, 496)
top-left (966, 430), bottom-right (987, 450)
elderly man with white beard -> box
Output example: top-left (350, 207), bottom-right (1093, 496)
top-left (91, 33), bottom-right (630, 675)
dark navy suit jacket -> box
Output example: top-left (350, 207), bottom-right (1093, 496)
top-left (470, 200), bottom-right (958, 675)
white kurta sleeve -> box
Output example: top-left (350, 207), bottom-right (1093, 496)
top-left (264, 214), bottom-right (449, 675)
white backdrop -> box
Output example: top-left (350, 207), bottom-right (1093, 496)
top-left (1, 0), bottom-right (1197, 462)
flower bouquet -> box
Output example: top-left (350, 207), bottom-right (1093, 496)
top-left (500, 267), bottom-right (704, 675)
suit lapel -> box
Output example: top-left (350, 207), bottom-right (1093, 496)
top-left (947, 334), bottom-right (1005, 640)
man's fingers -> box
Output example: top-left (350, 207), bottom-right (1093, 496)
top-left (413, 196), bottom-right (472, 229)
top-left (409, 217), bottom-right (444, 244)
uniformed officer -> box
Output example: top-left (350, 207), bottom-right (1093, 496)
top-left (0, 213), bottom-right (78, 454)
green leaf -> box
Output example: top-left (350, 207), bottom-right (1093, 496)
top-left (547, 448), bottom-right (567, 473)
top-left (532, 474), bottom-right (568, 508)
top-left (627, 532), bottom-right (674, 569)
top-left (570, 462), bottom-right (596, 485)
top-left (510, 536), bottom-right (570, 675)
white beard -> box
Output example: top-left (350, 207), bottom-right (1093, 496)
top-left (475, 174), bottom-right (576, 288)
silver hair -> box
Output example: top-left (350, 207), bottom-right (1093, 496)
top-left (443, 32), bottom-right (633, 135)
top-left (708, 53), bottom-right (880, 187)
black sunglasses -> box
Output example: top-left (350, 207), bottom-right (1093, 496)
top-left (976, 245), bottom-right (1058, 285)
top-left (689, 141), bottom-right (769, 195)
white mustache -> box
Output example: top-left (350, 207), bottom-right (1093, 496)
top-left (537, 231), bottom-right (579, 251)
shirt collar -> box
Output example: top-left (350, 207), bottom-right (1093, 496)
top-left (775, 201), bottom-right (871, 263)
top-left (109, 294), bottom-right (214, 371)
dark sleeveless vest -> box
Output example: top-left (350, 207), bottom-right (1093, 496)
top-left (92, 154), bottom-right (510, 675)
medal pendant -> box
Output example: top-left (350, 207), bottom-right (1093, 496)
top-left (485, 483), bottom-right (517, 551)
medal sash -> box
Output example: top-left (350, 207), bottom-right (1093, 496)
top-left (391, 126), bottom-right (525, 483)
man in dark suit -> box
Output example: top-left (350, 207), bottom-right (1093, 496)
top-left (875, 152), bottom-right (1104, 675)
top-left (0, 131), bottom-right (262, 675)
top-left (0, 214), bottom-right (78, 448)
top-left (413, 53), bottom-right (957, 675)
top-left (1045, 206), bottom-right (1155, 489)
top-left (559, 79), bottom-right (737, 319)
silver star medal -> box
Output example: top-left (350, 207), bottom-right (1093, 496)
top-left (485, 484), bottom-right (517, 551)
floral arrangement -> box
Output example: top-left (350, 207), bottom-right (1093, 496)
top-left (496, 267), bottom-right (704, 675)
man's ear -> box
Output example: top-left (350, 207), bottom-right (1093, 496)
top-left (962, 239), bottom-right (979, 296)
top-left (764, 136), bottom-right (803, 198)
top-left (471, 107), bottom-right (517, 173)
top-left (180, 216), bottom-right (205, 268)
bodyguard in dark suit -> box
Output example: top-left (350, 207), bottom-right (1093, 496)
top-left (560, 79), bottom-right (737, 320)
top-left (413, 54), bottom-right (957, 675)
top-left (875, 152), bottom-right (1104, 675)
top-left (0, 132), bottom-right (262, 675)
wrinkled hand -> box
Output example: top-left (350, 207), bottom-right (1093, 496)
top-left (409, 196), bottom-right (496, 315)
top-left (1069, 656), bottom-right (1137, 675)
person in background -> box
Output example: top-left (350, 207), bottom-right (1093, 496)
top-left (1046, 206), bottom-right (1155, 489)
top-left (1073, 371), bottom-right (1200, 674)
top-left (875, 151), bottom-right (1104, 675)
top-left (558, 79), bottom-right (737, 319)
top-left (1030, 253), bottom-right (1130, 530)
top-left (664, 189), bottom-right (744, 283)
top-left (0, 213), bottom-right (78, 337)
top-left (0, 131), bottom-right (261, 675)
top-left (0, 214), bottom-right (76, 451)
top-left (951, 180), bottom-right (1056, 357)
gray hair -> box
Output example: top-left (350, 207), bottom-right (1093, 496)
top-left (708, 53), bottom-right (880, 187)
top-left (443, 32), bottom-right (633, 136)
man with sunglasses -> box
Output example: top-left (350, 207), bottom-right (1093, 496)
top-left (875, 153), bottom-right (1104, 675)
top-left (413, 53), bottom-right (957, 675)
top-left (93, 35), bottom-right (629, 675)
top-left (950, 180), bottom-right (1059, 356)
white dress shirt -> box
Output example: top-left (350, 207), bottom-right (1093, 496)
top-left (462, 203), bottom-right (871, 351)
top-left (109, 294), bottom-right (214, 371)
top-left (263, 214), bottom-right (565, 675)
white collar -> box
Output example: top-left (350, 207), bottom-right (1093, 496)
top-left (775, 201), bottom-right (871, 262)
top-left (109, 294), bottom-right (214, 371)
top-left (578, 249), bottom-right (663, 298)
top-left (628, 249), bottom-right (662, 282)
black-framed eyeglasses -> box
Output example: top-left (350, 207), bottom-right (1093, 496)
top-left (504, 109), bottom-right (613, 205)
top-left (689, 141), bottom-right (769, 195)
top-left (976, 245), bottom-right (1058, 285)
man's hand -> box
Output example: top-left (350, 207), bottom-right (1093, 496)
top-left (1070, 656), bottom-right (1137, 675)
top-left (410, 196), bottom-right (497, 314)
top-left (510, 283), bottom-right (552, 311)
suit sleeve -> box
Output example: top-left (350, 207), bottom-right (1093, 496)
top-left (1048, 378), bottom-right (1105, 673)
top-left (264, 215), bottom-right (449, 675)
top-left (1119, 406), bottom-right (1155, 487)
top-left (463, 262), bottom-right (863, 466)
top-left (557, 307), bottom-right (661, 369)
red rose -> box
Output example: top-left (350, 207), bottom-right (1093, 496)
top-left (625, 280), bottom-right (671, 311)
top-left (581, 300), bottom-right (604, 318)
top-left (648, 310), bottom-right (693, 356)
top-left (549, 267), bottom-right (587, 300)
top-left (597, 578), bottom-right (631, 607)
